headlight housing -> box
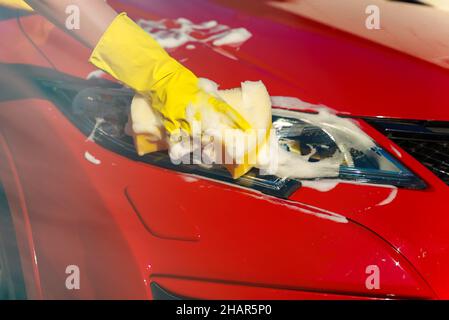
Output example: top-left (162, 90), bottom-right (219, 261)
top-left (272, 109), bottom-right (426, 189)
top-left (39, 77), bottom-right (426, 199)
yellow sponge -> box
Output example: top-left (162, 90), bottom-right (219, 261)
top-left (218, 81), bottom-right (272, 179)
top-left (130, 94), bottom-right (168, 156)
top-left (129, 81), bottom-right (272, 180)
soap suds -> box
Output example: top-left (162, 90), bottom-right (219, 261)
top-left (271, 96), bottom-right (326, 112)
top-left (376, 187), bottom-right (398, 206)
top-left (300, 179), bottom-right (402, 193)
top-left (210, 28), bottom-right (252, 46)
top-left (137, 17), bottom-right (252, 53)
top-left (86, 118), bottom-right (105, 142)
top-left (266, 146), bottom-right (341, 179)
top-left (245, 192), bottom-right (348, 224)
top-left (261, 102), bottom-right (375, 180)
top-left (266, 106), bottom-right (376, 179)
top-left (272, 106), bottom-right (374, 152)
top-left (181, 175), bottom-right (200, 183)
top-left (87, 70), bottom-right (106, 80)
top-left (301, 180), bottom-right (340, 192)
top-left (179, 172), bottom-right (348, 223)
top-left (84, 151), bottom-right (101, 165)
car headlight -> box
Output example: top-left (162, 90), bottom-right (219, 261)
top-left (271, 109), bottom-right (426, 189)
top-left (39, 78), bottom-right (425, 200)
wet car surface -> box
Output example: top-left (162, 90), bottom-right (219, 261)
top-left (0, 0), bottom-right (449, 299)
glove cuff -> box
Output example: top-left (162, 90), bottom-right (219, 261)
top-left (1, 0), bottom-right (33, 11)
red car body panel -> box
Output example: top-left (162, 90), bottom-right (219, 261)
top-left (0, 0), bottom-right (448, 299)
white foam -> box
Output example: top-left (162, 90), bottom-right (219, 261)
top-left (301, 180), bottom-right (340, 192)
top-left (151, 30), bottom-right (191, 49)
top-left (181, 175), bottom-right (199, 183)
top-left (211, 28), bottom-right (252, 46)
top-left (137, 17), bottom-right (252, 52)
top-left (84, 151), bottom-right (101, 165)
top-left (198, 78), bottom-right (220, 95)
top-left (376, 187), bottom-right (398, 206)
top-left (271, 96), bottom-right (325, 112)
top-left (245, 192), bottom-right (348, 224)
top-left (86, 118), bottom-right (105, 142)
top-left (267, 107), bottom-right (376, 179)
top-left (86, 70), bottom-right (106, 80)
top-left (267, 147), bottom-right (340, 179)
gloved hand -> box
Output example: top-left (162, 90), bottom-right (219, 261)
top-left (89, 13), bottom-right (251, 136)
top-left (1, 0), bottom-right (33, 11)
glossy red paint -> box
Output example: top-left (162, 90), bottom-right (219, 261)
top-left (151, 276), bottom-right (383, 300)
top-left (0, 99), bottom-right (435, 299)
top-left (0, 0), bottom-right (448, 299)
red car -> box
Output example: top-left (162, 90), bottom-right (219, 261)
top-left (1, 0), bottom-right (449, 300)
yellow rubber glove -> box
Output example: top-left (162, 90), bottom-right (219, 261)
top-left (89, 13), bottom-right (251, 136)
top-left (0, 0), bottom-right (33, 11)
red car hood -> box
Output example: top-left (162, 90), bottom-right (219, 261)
top-left (112, 0), bottom-right (449, 297)
top-left (111, 0), bottom-right (449, 121)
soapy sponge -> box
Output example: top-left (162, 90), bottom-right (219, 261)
top-left (130, 94), bottom-right (168, 156)
top-left (129, 80), bottom-right (272, 179)
top-left (218, 81), bottom-right (272, 178)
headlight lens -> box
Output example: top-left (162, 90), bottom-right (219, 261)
top-left (272, 111), bottom-right (426, 189)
